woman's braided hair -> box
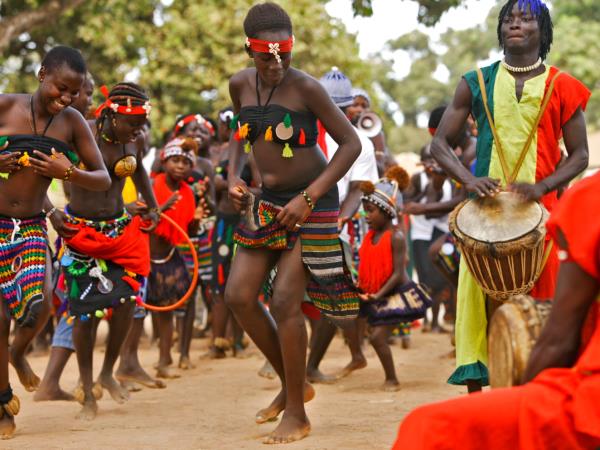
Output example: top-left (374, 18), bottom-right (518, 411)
top-left (96, 82), bottom-right (149, 135)
top-left (243, 2), bottom-right (292, 38)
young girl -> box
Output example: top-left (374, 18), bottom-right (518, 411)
top-left (147, 137), bottom-right (199, 379)
top-left (358, 166), bottom-right (431, 391)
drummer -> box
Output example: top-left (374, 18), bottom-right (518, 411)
top-left (430, 0), bottom-right (590, 392)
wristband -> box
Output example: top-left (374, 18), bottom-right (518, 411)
top-left (44, 207), bottom-right (57, 219)
top-left (300, 190), bottom-right (314, 210)
top-left (63, 164), bottom-right (76, 181)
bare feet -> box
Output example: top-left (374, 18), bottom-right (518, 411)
top-left (258, 361), bottom-right (276, 380)
top-left (115, 370), bottom-right (166, 389)
top-left (76, 399), bottom-right (98, 421)
top-left (98, 373), bottom-right (130, 404)
top-left (9, 350), bottom-right (40, 392)
top-left (401, 336), bottom-right (411, 350)
top-left (335, 357), bottom-right (367, 379)
top-left (306, 368), bottom-right (338, 384)
top-left (119, 379), bottom-right (142, 392)
top-left (201, 346), bottom-right (226, 359)
top-left (33, 385), bottom-right (75, 402)
top-left (430, 325), bottom-right (449, 334)
top-left (263, 412), bottom-right (311, 445)
top-left (382, 380), bottom-right (401, 392)
top-left (156, 365), bottom-right (181, 379)
top-left (0, 413), bottom-right (16, 440)
top-left (178, 356), bottom-right (196, 370)
top-left (255, 383), bottom-right (315, 424)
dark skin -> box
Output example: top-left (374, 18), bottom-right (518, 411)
top-left (358, 201), bottom-right (408, 390)
top-left (225, 28), bottom-right (360, 444)
top-left (431, 3), bottom-right (589, 392)
top-left (0, 63), bottom-right (110, 439)
top-left (45, 113), bottom-right (158, 420)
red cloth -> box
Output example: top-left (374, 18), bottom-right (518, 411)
top-left (393, 173), bottom-right (600, 450)
top-left (153, 173), bottom-right (196, 245)
top-left (358, 229), bottom-right (393, 294)
top-left (317, 120), bottom-right (328, 158)
top-left (66, 215), bottom-right (150, 276)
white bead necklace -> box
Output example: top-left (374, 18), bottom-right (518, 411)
top-left (501, 57), bottom-right (543, 73)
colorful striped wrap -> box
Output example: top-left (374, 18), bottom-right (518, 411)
top-left (234, 186), bottom-right (360, 323)
top-left (0, 215), bottom-right (47, 326)
top-left (177, 220), bottom-right (214, 282)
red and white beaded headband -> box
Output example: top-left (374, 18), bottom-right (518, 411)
top-left (94, 85), bottom-right (152, 118)
top-left (161, 138), bottom-right (195, 163)
top-left (173, 113), bottom-right (214, 136)
top-left (245, 36), bottom-right (294, 64)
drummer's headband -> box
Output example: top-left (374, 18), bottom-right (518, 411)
top-left (94, 85), bottom-right (152, 118)
top-left (245, 36), bottom-right (294, 64)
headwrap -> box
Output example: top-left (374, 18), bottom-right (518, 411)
top-left (172, 113), bottom-right (214, 137)
top-left (320, 67), bottom-right (354, 108)
top-left (360, 166), bottom-right (409, 218)
top-left (352, 88), bottom-right (371, 106)
top-left (161, 138), bottom-right (196, 164)
top-left (94, 85), bottom-right (151, 118)
top-left (245, 36), bottom-right (294, 64)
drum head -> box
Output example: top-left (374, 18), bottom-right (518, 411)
top-left (456, 192), bottom-right (543, 243)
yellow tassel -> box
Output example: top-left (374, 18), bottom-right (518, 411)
top-left (282, 143), bottom-right (293, 158)
top-left (66, 316), bottom-right (75, 325)
top-left (244, 141), bottom-right (252, 154)
top-left (265, 126), bottom-right (273, 141)
top-left (18, 152), bottom-right (30, 167)
top-left (239, 123), bottom-right (250, 139)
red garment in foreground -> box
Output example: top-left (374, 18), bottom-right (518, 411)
top-left (393, 172), bottom-right (600, 450)
top-left (65, 215), bottom-right (150, 277)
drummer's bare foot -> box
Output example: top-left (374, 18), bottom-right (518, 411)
top-left (33, 384), bottom-right (74, 402)
top-left (306, 368), bottom-right (338, 384)
top-left (156, 365), bottom-right (180, 379)
top-left (336, 357), bottom-right (367, 379)
top-left (9, 350), bottom-right (40, 392)
top-left (382, 379), bottom-right (401, 392)
top-left (98, 373), bottom-right (129, 404)
top-left (0, 414), bottom-right (16, 440)
top-left (76, 398), bottom-right (98, 421)
top-left (255, 383), bottom-right (315, 424)
top-left (178, 356), bottom-right (195, 370)
top-left (258, 361), bottom-right (276, 379)
top-left (263, 412), bottom-right (311, 445)
top-left (115, 369), bottom-right (166, 389)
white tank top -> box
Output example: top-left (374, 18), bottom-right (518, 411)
top-left (410, 172), bottom-right (453, 240)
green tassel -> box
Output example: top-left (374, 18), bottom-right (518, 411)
top-left (225, 224), bottom-right (234, 246)
top-left (282, 143), bottom-right (293, 158)
top-left (66, 150), bottom-right (79, 164)
top-left (98, 259), bottom-right (107, 272)
top-left (229, 114), bottom-right (240, 130)
top-left (244, 141), bottom-right (252, 154)
top-left (283, 113), bottom-right (292, 128)
top-left (69, 280), bottom-right (80, 300)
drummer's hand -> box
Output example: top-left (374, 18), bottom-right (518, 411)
top-left (403, 202), bottom-right (426, 215)
top-left (508, 182), bottom-right (545, 202)
top-left (464, 176), bottom-right (501, 198)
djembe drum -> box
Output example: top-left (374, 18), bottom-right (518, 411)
top-left (449, 192), bottom-right (549, 302)
top-left (488, 294), bottom-right (552, 387)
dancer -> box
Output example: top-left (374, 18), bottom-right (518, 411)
top-left (0, 45), bottom-right (110, 439)
top-left (394, 171), bottom-right (600, 450)
top-left (431, 0), bottom-right (590, 392)
top-left (357, 166), bottom-right (431, 391)
top-left (225, 3), bottom-right (361, 444)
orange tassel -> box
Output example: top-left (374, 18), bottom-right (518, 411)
top-left (265, 126), bottom-right (273, 141)
top-left (299, 128), bottom-right (306, 145)
top-left (238, 123), bottom-right (250, 139)
top-left (233, 129), bottom-right (241, 141)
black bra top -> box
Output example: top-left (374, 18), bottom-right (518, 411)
top-left (216, 159), bottom-right (252, 185)
top-left (238, 104), bottom-right (318, 147)
top-left (1, 134), bottom-right (79, 164)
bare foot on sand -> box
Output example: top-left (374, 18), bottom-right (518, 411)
top-left (178, 356), bottom-right (196, 370)
top-left (382, 379), bottom-right (401, 392)
top-left (0, 414), bottom-right (16, 440)
top-left (118, 379), bottom-right (142, 392)
top-left (76, 399), bottom-right (98, 421)
top-left (255, 383), bottom-right (315, 424)
top-left (257, 361), bottom-right (276, 380)
top-left (306, 369), bottom-right (338, 384)
top-left (156, 366), bottom-right (181, 379)
top-left (98, 373), bottom-right (130, 404)
top-left (33, 385), bottom-right (75, 402)
top-left (115, 370), bottom-right (166, 389)
top-left (9, 350), bottom-right (40, 392)
top-left (263, 412), bottom-right (311, 445)
top-left (336, 357), bottom-right (367, 379)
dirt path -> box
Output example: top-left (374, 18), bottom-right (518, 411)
top-left (7, 328), bottom-right (464, 449)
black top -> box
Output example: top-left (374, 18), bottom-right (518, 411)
top-left (1, 134), bottom-right (79, 164)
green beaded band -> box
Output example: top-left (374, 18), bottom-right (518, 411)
top-left (301, 190), bottom-right (314, 210)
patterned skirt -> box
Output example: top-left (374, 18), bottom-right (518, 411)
top-left (0, 214), bottom-right (47, 326)
top-left (147, 248), bottom-right (191, 307)
top-left (234, 186), bottom-right (360, 323)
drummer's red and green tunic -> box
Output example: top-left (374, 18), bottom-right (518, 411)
top-left (450, 61), bottom-right (591, 386)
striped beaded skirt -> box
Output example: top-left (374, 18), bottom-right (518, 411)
top-left (234, 186), bottom-right (360, 323)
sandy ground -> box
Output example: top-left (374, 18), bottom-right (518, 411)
top-left (6, 325), bottom-right (465, 450)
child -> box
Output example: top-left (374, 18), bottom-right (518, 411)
top-left (358, 166), bottom-right (432, 391)
top-left (147, 137), bottom-right (199, 378)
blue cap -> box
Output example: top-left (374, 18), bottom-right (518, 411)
top-left (320, 67), bottom-right (354, 108)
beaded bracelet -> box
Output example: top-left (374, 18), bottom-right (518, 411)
top-left (300, 190), bottom-right (315, 210)
top-left (63, 164), bottom-right (76, 181)
top-left (44, 207), bottom-right (57, 219)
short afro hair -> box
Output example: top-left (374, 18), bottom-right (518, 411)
top-left (428, 106), bottom-right (447, 130)
top-left (243, 2), bottom-right (292, 38)
top-left (41, 45), bottom-right (86, 75)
